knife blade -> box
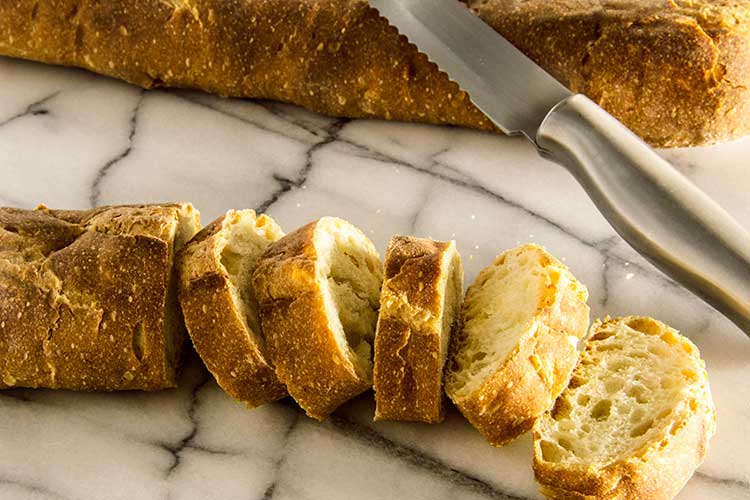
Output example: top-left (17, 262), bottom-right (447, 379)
top-left (368, 0), bottom-right (570, 141)
top-left (369, 0), bottom-right (750, 335)
top-left (370, 0), bottom-right (571, 141)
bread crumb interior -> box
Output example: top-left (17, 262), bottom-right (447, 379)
top-left (315, 218), bottom-right (382, 383)
top-left (219, 210), bottom-right (284, 351)
top-left (447, 248), bottom-right (552, 399)
top-left (438, 246), bottom-right (463, 374)
top-left (536, 318), bottom-right (711, 467)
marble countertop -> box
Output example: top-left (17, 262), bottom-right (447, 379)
top-left (1, 56), bottom-right (749, 500)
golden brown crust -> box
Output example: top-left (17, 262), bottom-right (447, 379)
top-left (177, 211), bottom-right (287, 408)
top-left (373, 236), bottom-right (463, 424)
top-left (448, 245), bottom-right (590, 446)
top-left (3, 0), bottom-right (747, 146)
top-left (532, 316), bottom-right (717, 500)
top-left (0, 203), bottom-right (200, 391)
top-left (470, 0), bottom-right (750, 147)
top-left (251, 218), bottom-right (377, 420)
top-left (0, 0), bottom-right (489, 131)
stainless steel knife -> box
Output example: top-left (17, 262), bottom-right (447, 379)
top-left (370, 0), bottom-right (750, 336)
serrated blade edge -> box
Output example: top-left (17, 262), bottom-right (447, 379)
top-left (369, 0), bottom-right (571, 141)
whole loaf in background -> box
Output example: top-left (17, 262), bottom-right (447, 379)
top-left (0, 204), bottom-right (200, 391)
top-left (470, 0), bottom-right (750, 147)
top-left (0, 0), bottom-right (748, 147)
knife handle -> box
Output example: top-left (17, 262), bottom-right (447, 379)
top-left (536, 94), bottom-right (750, 336)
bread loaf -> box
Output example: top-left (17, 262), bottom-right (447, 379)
top-left (0, 0), bottom-right (490, 134)
top-left (177, 209), bottom-right (287, 407)
top-left (0, 203), bottom-right (200, 391)
top-left (445, 244), bottom-right (589, 446)
top-left (373, 236), bottom-right (463, 423)
top-left (1, 0), bottom-right (747, 146)
top-left (251, 217), bottom-right (383, 420)
top-left (533, 316), bottom-right (716, 500)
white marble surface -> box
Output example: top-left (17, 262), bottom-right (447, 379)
top-left (0, 55), bottom-right (749, 500)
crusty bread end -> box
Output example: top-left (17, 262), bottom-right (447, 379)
top-left (0, 203), bottom-right (201, 391)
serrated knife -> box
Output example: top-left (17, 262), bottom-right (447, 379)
top-left (369, 0), bottom-right (750, 336)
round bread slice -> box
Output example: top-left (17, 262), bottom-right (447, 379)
top-left (533, 316), bottom-right (716, 500)
top-left (251, 217), bottom-right (383, 420)
top-left (177, 209), bottom-right (287, 407)
top-left (444, 244), bottom-right (590, 446)
top-left (373, 235), bottom-right (463, 423)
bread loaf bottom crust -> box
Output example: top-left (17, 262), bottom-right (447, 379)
top-left (2, 0), bottom-right (748, 146)
top-left (0, 203), bottom-right (200, 391)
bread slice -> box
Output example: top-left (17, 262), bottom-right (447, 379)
top-left (251, 217), bottom-right (383, 420)
top-left (373, 236), bottom-right (463, 423)
top-left (0, 203), bottom-right (201, 391)
top-left (533, 316), bottom-right (716, 500)
top-left (444, 244), bottom-right (590, 446)
top-left (177, 209), bottom-right (287, 407)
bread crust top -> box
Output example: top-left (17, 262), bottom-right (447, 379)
top-left (374, 236), bottom-right (463, 423)
top-left (0, 203), bottom-right (199, 391)
top-left (469, 0), bottom-right (750, 146)
top-left (380, 236), bottom-right (454, 320)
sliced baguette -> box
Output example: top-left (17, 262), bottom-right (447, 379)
top-left (533, 316), bottom-right (716, 500)
top-left (373, 236), bottom-right (464, 423)
top-left (445, 244), bottom-right (590, 446)
top-left (177, 209), bottom-right (287, 407)
top-left (251, 217), bottom-right (383, 420)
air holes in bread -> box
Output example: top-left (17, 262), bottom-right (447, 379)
top-left (630, 419), bottom-right (654, 437)
top-left (591, 400), bottom-right (612, 420)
